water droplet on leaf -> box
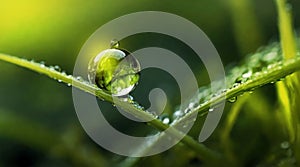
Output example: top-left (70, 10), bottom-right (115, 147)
top-left (281, 141), bottom-right (290, 149)
top-left (232, 83), bottom-right (240, 88)
top-left (54, 65), bottom-right (61, 72)
top-left (76, 76), bottom-right (83, 81)
top-left (110, 39), bottom-right (120, 48)
top-left (242, 70), bottom-right (252, 79)
top-left (88, 42), bottom-right (141, 96)
top-left (161, 116), bottom-right (170, 124)
top-left (184, 108), bottom-right (192, 114)
top-left (228, 96), bottom-right (237, 103)
top-left (173, 110), bottom-right (183, 119)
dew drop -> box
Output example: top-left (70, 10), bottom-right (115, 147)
top-left (211, 93), bottom-right (218, 98)
top-left (161, 116), bottom-right (170, 124)
top-left (76, 76), bottom-right (83, 81)
top-left (49, 66), bottom-right (55, 71)
top-left (228, 96), bottom-right (237, 103)
top-left (173, 110), bottom-right (184, 119)
top-left (208, 108), bottom-right (214, 112)
top-left (232, 83), bottom-right (240, 88)
top-left (263, 52), bottom-right (277, 62)
top-left (121, 97), bottom-right (128, 102)
top-left (184, 108), bottom-right (192, 114)
top-left (281, 141), bottom-right (290, 149)
top-left (88, 42), bottom-right (140, 97)
top-left (267, 64), bottom-right (276, 69)
top-left (221, 89), bottom-right (227, 93)
top-left (61, 71), bottom-right (67, 76)
top-left (235, 77), bottom-right (243, 84)
top-left (242, 70), bottom-right (252, 79)
top-left (149, 111), bottom-right (159, 119)
top-left (134, 104), bottom-right (144, 110)
top-left (188, 102), bottom-right (197, 109)
top-left (110, 39), bottom-right (120, 48)
top-left (54, 65), bottom-right (61, 72)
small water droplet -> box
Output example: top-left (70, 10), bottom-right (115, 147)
top-left (121, 97), bottom-right (128, 102)
top-left (75, 76), bottom-right (83, 81)
top-left (281, 141), bottom-right (290, 149)
top-left (110, 39), bottom-right (120, 48)
top-left (126, 95), bottom-right (135, 104)
top-left (162, 117), bottom-right (170, 124)
top-left (264, 52), bottom-right (277, 62)
top-left (208, 108), bottom-right (214, 112)
top-left (211, 93), bottom-right (218, 98)
top-left (184, 108), bottom-right (192, 114)
top-left (232, 83), bottom-right (240, 88)
top-left (173, 110), bottom-right (183, 119)
top-left (267, 64), bottom-right (276, 69)
top-left (67, 83), bottom-right (72, 87)
top-left (128, 95), bottom-right (134, 101)
top-left (54, 65), bottom-right (61, 72)
top-left (221, 89), bottom-right (227, 93)
top-left (148, 111), bottom-right (158, 119)
top-left (49, 66), bottom-right (55, 71)
top-left (134, 104), bottom-right (144, 110)
top-left (242, 70), bottom-right (252, 79)
top-left (188, 102), bottom-right (197, 109)
top-left (228, 96), bottom-right (237, 103)
top-left (58, 79), bottom-right (62, 83)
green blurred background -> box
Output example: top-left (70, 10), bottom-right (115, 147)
top-left (0, 0), bottom-right (299, 166)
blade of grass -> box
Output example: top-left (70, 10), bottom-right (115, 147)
top-left (275, 0), bottom-right (298, 142)
top-left (1, 45), bottom-right (300, 165)
top-left (275, 0), bottom-right (300, 163)
top-left (276, 0), bottom-right (297, 59)
top-left (0, 53), bottom-right (220, 164)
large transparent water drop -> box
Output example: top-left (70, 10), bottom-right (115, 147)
top-left (88, 44), bottom-right (140, 96)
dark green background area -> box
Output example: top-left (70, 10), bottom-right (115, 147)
top-left (0, 0), bottom-right (299, 166)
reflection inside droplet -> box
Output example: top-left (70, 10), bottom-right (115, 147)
top-left (88, 44), bottom-right (141, 96)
